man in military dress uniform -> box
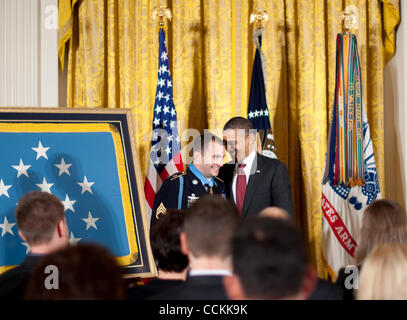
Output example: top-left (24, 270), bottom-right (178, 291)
top-left (150, 133), bottom-right (226, 231)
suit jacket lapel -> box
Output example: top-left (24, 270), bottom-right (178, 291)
top-left (242, 153), bottom-right (261, 217)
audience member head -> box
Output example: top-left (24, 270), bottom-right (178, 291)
top-left (259, 206), bottom-right (290, 220)
top-left (24, 243), bottom-right (125, 300)
top-left (355, 199), bottom-right (407, 265)
top-left (224, 217), bottom-right (316, 300)
top-left (223, 117), bottom-right (255, 163)
top-left (358, 243), bottom-right (407, 300)
top-left (180, 195), bottom-right (240, 268)
top-left (151, 209), bottom-right (189, 278)
top-left (192, 132), bottom-right (225, 178)
top-left (16, 191), bottom-right (69, 254)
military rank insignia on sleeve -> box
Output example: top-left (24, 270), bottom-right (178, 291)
top-left (155, 202), bottom-right (167, 220)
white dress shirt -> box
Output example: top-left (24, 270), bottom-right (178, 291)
top-left (232, 149), bottom-right (256, 203)
top-left (189, 269), bottom-right (232, 277)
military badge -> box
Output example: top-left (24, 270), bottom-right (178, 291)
top-left (187, 193), bottom-right (199, 207)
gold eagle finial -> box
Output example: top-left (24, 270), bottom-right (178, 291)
top-left (340, 5), bottom-right (359, 32)
top-left (250, 8), bottom-right (268, 29)
top-left (152, 6), bottom-right (172, 27)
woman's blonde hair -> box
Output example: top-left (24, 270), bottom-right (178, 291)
top-left (358, 243), bottom-right (407, 300)
top-left (355, 199), bottom-right (407, 265)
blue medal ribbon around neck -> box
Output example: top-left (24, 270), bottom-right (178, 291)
top-left (189, 164), bottom-right (214, 187)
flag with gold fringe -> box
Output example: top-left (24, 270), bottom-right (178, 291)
top-left (247, 28), bottom-right (277, 159)
top-left (321, 32), bottom-right (381, 279)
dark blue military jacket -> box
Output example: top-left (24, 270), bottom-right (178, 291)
top-left (150, 165), bottom-right (226, 231)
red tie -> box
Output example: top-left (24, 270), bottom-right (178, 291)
top-left (236, 163), bottom-right (247, 214)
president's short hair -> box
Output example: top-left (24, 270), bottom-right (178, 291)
top-left (223, 117), bottom-right (253, 134)
top-left (183, 195), bottom-right (240, 258)
top-left (231, 217), bottom-right (307, 299)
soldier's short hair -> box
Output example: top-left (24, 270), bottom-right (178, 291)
top-left (16, 191), bottom-right (65, 245)
top-left (183, 195), bottom-right (240, 258)
top-left (192, 132), bottom-right (224, 155)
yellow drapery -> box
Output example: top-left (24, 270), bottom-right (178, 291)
top-left (60, 0), bottom-right (399, 277)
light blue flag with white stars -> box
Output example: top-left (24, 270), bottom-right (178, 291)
top-left (0, 123), bottom-right (138, 273)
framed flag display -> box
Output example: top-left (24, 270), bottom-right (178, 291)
top-left (0, 107), bottom-right (156, 278)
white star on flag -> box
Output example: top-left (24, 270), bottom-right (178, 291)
top-left (170, 108), bottom-right (176, 117)
top-left (167, 80), bottom-right (172, 88)
top-left (22, 242), bottom-right (31, 254)
top-left (161, 51), bottom-right (168, 61)
top-left (78, 176), bottom-right (95, 194)
top-left (36, 177), bottom-right (54, 193)
top-left (164, 94), bottom-right (170, 102)
top-left (163, 106), bottom-right (170, 114)
top-left (152, 131), bottom-right (159, 141)
top-left (0, 179), bottom-right (12, 198)
top-left (12, 159), bottom-right (31, 178)
top-left (0, 216), bottom-right (15, 236)
top-left (155, 105), bottom-right (162, 114)
top-left (55, 158), bottom-right (72, 176)
top-left (62, 194), bottom-right (76, 212)
top-left (82, 211), bottom-right (99, 231)
top-left (69, 232), bottom-right (81, 245)
top-left (32, 141), bottom-right (50, 160)
top-left (158, 78), bottom-right (165, 87)
top-left (157, 91), bottom-right (164, 100)
top-left (153, 118), bottom-right (160, 126)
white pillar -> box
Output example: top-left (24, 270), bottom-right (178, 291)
top-left (0, 0), bottom-right (58, 107)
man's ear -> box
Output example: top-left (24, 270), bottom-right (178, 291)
top-left (248, 132), bottom-right (256, 145)
top-left (180, 232), bottom-right (189, 256)
top-left (193, 150), bottom-right (202, 164)
top-left (57, 217), bottom-right (68, 239)
top-left (18, 230), bottom-right (26, 242)
top-left (300, 266), bottom-right (318, 300)
top-left (223, 274), bottom-right (246, 300)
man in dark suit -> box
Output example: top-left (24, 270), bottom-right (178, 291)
top-left (219, 117), bottom-right (293, 217)
top-left (151, 195), bottom-right (241, 300)
top-left (0, 191), bottom-right (69, 299)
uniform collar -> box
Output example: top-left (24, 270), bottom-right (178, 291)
top-left (189, 164), bottom-right (214, 187)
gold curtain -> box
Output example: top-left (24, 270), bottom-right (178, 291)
top-left (61, 0), bottom-right (399, 277)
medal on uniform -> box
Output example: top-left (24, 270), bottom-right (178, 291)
top-left (187, 193), bottom-right (199, 207)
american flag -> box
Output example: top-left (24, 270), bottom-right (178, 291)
top-left (144, 28), bottom-right (184, 220)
